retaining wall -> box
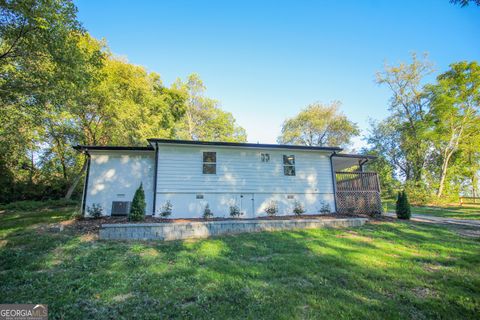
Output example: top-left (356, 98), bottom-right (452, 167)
top-left (99, 218), bottom-right (368, 241)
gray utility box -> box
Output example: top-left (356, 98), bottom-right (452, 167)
top-left (111, 201), bottom-right (131, 216)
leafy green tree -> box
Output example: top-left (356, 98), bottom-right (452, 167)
top-left (361, 147), bottom-right (400, 199)
top-left (62, 35), bottom-right (186, 199)
top-left (425, 62), bottom-right (480, 198)
top-left (278, 101), bottom-right (359, 147)
top-left (0, 0), bottom-right (89, 203)
top-left (375, 53), bottom-right (433, 183)
top-left (129, 183), bottom-right (146, 221)
top-left (172, 74), bottom-right (247, 142)
top-left (1, 0), bottom-right (86, 111)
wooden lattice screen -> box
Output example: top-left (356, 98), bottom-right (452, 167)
top-left (335, 172), bottom-right (382, 215)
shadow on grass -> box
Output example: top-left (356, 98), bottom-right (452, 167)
top-left (1, 211), bottom-right (479, 319)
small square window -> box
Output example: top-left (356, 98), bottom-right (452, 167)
top-left (261, 153), bottom-right (270, 162)
top-left (284, 166), bottom-right (296, 176)
top-left (196, 194), bottom-right (204, 199)
top-left (283, 155), bottom-right (295, 165)
top-left (283, 155), bottom-right (295, 176)
top-left (203, 164), bottom-right (216, 174)
top-left (203, 152), bottom-right (216, 163)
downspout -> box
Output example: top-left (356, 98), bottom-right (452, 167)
top-left (152, 142), bottom-right (159, 215)
top-left (81, 150), bottom-right (91, 216)
top-left (359, 158), bottom-right (369, 172)
top-left (329, 152), bottom-right (338, 213)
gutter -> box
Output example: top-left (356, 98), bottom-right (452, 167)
top-left (329, 151), bottom-right (338, 213)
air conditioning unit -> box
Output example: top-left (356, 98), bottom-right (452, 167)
top-left (111, 201), bottom-right (131, 216)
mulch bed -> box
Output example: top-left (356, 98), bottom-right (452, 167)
top-left (93, 213), bottom-right (365, 224)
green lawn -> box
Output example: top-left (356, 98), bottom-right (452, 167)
top-left (384, 200), bottom-right (480, 220)
top-left (1, 203), bottom-right (479, 319)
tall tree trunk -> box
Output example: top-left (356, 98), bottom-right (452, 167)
top-left (472, 172), bottom-right (478, 199)
top-left (64, 157), bottom-right (88, 200)
top-left (437, 151), bottom-right (453, 198)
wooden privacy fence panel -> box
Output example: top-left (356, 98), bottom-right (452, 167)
top-left (335, 172), bottom-right (382, 215)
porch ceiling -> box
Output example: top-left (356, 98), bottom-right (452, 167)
top-left (332, 153), bottom-right (376, 171)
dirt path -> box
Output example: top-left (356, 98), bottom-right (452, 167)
top-left (384, 212), bottom-right (480, 238)
top-left (384, 212), bottom-right (480, 227)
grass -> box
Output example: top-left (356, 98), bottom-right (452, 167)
top-left (0, 203), bottom-right (479, 319)
top-left (384, 199), bottom-right (480, 220)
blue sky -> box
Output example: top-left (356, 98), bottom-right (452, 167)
top-left (75, 0), bottom-right (479, 149)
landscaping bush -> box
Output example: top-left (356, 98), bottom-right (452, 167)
top-left (264, 201), bottom-right (278, 216)
top-left (229, 205), bottom-right (241, 217)
top-left (129, 183), bottom-right (146, 221)
top-left (293, 200), bottom-right (305, 215)
top-left (160, 200), bottom-right (173, 218)
top-left (396, 191), bottom-right (411, 220)
top-left (87, 203), bottom-right (103, 219)
top-left (319, 201), bottom-right (331, 214)
top-left (203, 204), bottom-right (213, 219)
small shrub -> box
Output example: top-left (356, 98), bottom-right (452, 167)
top-left (229, 205), bottom-right (241, 217)
top-left (87, 203), bottom-right (103, 218)
top-left (293, 200), bottom-right (305, 216)
top-left (264, 201), bottom-right (278, 216)
top-left (160, 200), bottom-right (173, 218)
top-left (203, 204), bottom-right (213, 219)
top-left (396, 191), bottom-right (411, 220)
top-left (129, 183), bottom-right (146, 221)
top-left (319, 201), bottom-right (331, 214)
top-left (71, 210), bottom-right (84, 220)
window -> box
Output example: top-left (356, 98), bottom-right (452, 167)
top-left (203, 152), bottom-right (216, 174)
top-left (283, 155), bottom-right (295, 176)
top-left (196, 194), bottom-right (204, 199)
top-left (261, 153), bottom-right (270, 162)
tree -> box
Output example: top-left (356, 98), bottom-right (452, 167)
top-left (450, 0), bottom-right (480, 7)
top-left (361, 146), bottom-right (400, 198)
top-left (277, 101), bottom-right (359, 147)
top-left (1, 0), bottom-right (85, 109)
top-left (425, 62), bottom-right (480, 198)
top-left (62, 35), bottom-right (186, 199)
top-left (0, 0), bottom-right (88, 202)
top-left (376, 53), bottom-right (434, 183)
top-left (172, 74), bottom-right (247, 142)
top-left (366, 118), bottom-right (410, 180)
top-left (129, 183), bottom-right (146, 221)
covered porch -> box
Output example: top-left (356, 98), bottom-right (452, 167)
top-left (332, 154), bottom-right (382, 215)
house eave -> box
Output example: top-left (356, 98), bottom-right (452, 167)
top-left (147, 138), bottom-right (343, 152)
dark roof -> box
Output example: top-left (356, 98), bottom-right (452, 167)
top-left (332, 153), bottom-right (377, 159)
top-left (73, 145), bottom-right (154, 151)
top-left (147, 139), bottom-right (343, 152)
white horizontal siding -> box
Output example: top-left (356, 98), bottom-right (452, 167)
top-left (156, 145), bottom-right (334, 194)
top-left (156, 193), bottom-right (334, 219)
top-left (85, 151), bottom-right (154, 215)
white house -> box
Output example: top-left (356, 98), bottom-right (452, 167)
top-left (74, 139), bottom-right (380, 218)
